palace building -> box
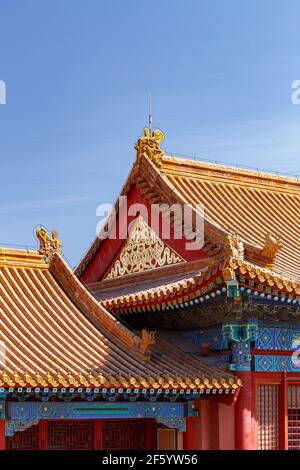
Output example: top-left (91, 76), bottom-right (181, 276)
top-left (0, 129), bottom-right (299, 450)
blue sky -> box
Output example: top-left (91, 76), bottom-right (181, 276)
top-left (0, 0), bottom-right (300, 267)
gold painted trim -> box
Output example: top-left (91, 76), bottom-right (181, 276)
top-left (0, 370), bottom-right (240, 391)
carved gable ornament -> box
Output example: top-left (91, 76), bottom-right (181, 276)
top-left (105, 216), bottom-right (184, 279)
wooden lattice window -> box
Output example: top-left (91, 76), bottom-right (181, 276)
top-left (288, 385), bottom-right (300, 450)
top-left (6, 424), bottom-right (39, 450)
top-left (47, 420), bottom-right (95, 450)
top-left (102, 419), bottom-right (149, 450)
top-left (257, 384), bottom-right (280, 450)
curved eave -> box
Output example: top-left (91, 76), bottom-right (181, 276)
top-left (232, 259), bottom-right (300, 295)
top-left (101, 269), bottom-right (224, 313)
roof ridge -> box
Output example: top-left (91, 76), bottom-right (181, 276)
top-left (163, 154), bottom-right (300, 188)
top-left (0, 247), bottom-right (47, 269)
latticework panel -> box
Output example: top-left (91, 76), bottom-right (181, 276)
top-left (102, 419), bottom-right (148, 450)
top-left (257, 384), bottom-right (280, 450)
top-left (47, 420), bottom-right (95, 450)
top-left (6, 424), bottom-right (39, 450)
top-left (288, 385), bottom-right (300, 450)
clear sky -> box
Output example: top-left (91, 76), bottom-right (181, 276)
top-left (0, 0), bottom-right (300, 267)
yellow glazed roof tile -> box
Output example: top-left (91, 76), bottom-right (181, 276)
top-left (160, 155), bottom-right (300, 281)
top-left (0, 244), bottom-right (238, 390)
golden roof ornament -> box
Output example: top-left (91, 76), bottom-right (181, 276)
top-left (260, 233), bottom-right (283, 259)
top-left (246, 232), bottom-right (283, 269)
top-left (221, 230), bottom-right (285, 272)
top-left (36, 227), bottom-right (62, 263)
top-left (139, 328), bottom-right (156, 361)
top-left (221, 232), bottom-right (244, 281)
top-left (135, 128), bottom-right (165, 167)
top-left (223, 232), bottom-right (245, 264)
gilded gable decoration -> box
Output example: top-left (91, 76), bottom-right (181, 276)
top-left (105, 216), bottom-right (183, 278)
top-left (36, 227), bottom-right (62, 262)
top-left (135, 128), bottom-right (165, 167)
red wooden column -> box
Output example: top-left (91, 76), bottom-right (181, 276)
top-left (0, 420), bottom-right (5, 450)
top-left (38, 420), bottom-right (48, 450)
top-left (235, 371), bottom-right (256, 450)
top-left (94, 420), bottom-right (102, 450)
top-left (184, 417), bottom-right (200, 450)
top-left (145, 419), bottom-right (155, 450)
top-left (183, 400), bottom-right (202, 450)
top-left (281, 372), bottom-right (288, 450)
top-left (200, 400), bottom-right (220, 450)
top-left (0, 394), bottom-right (5, 450)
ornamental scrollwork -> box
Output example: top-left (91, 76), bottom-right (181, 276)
top-left (6, 419), bottom-right (40, 437)
top-left (105, 216), bottom-right (183, 278)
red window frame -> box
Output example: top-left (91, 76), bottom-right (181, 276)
top-left (256, 383), bottom-right (280, 450)
top-left (6, 418), bottom-right (156, 451)
top-left (287, 383), bottom-right (300, 450)
top-left (253, 372), bottom-right (300, 450)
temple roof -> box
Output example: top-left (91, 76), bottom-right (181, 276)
top-left (0, 232), bottom-right (239, 391)
top-left (159, 156), bottom-right (300, 281)
top-left (76, 129), bottom-right (300, 293)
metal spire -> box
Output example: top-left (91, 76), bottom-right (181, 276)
top-left (148, 93), bottom-right (152, 133)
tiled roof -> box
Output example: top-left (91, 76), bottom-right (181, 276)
top-left (75, 131), bottom-right (300, 287)
top-left (160, 156), bottom-right (300, 281)
top-left (0, 246), bottom-right (238, 391)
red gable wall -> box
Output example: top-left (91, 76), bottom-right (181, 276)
top-left (79, 185), bottom-right (208, 284)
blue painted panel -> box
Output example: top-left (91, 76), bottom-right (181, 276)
top-left (256, 327), bottom-right (300, 351)
top-left (7, 401), bottom-right (185, 421)
top-left (255, 355), bottom-right (300, 372)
